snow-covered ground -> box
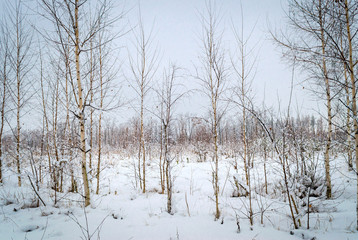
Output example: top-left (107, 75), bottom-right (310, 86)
top-left (0, 153), bottom-right (357, 240)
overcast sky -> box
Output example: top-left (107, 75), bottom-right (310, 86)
top-left (117, 0), bottom-right (320, 122)
top-left (1, 0), bottom-right (323, 130)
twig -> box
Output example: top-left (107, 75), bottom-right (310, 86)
top-left (27, 175), bottom-right (46, 206)
top-left (185, 192), bottom-right (191, 217)
top-left (221, 165), bottom-right (231, 196)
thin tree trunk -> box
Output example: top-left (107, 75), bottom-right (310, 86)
top-left (96, 113), bottom-right (102, 194)
top-left (343, 0), bottom-right (358, 230)
top-left (16, 25), bottom-right (21, 187)
top-left (164, 123), bottom-right (172, 213)
top-left (141, 93), bottom-right (146, 193)
top-left (282, 134), bottom-right (298, 229)
top-left (75, 0), bottom-right (90, 207)
top-left (343, 48), bottom-right (352, 170)
top-left (242, 95), bottom-right (249, 186)
top-left (40, 69), bottom-right (52, 177)
top-left (159, 117), bottom-right (165, 194)
top-left (138, 129), bottom-right (142, 190)
top-left (319, 0), bottom-right (332, 199)
top-left (0, 49), bottom-right (7, 183)
top-left (53, 72), bottom-right (60, 192)
top-left (264, 144), bottom-right (268, 194)
top-left (89, 41), bottom-right (94, 170)
top-left (213, 103), bottom-right (220, 220)
top-left (96, 40), bottom-right (104, 195)
top-left (40, 50), bottom-right (54, 190)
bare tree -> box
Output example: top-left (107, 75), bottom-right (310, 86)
top-left (196, 0), bottom-right (227, 220)
top-left (95, 37), bottom-right (103, 196)
top-left (89, 39), bottom-right (95, 172)
top-left (230, 5), bottom-right (258, 225)
top-left (0, 17), bottom-right (12, 184)
top-left (157, 64), bottom-right (185, 214)
top-left (95, 19), bottom-right (121, 195)
top-left (6, 0), bottom-right (34, 187)
top-left (128, 9), bottom-right (159, 193)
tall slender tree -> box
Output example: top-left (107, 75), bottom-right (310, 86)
top-left (157, 64), bottom-right (185, 214)
top-left (0, 18), bottom-right (12, 184)
top-left (128, 9), bottom-right (159, 193)
top-left (231, 5), bottom-right (258, 224)
top-left (196, 0), bottom-right (227, 220)
top-left (7, 0), bottom-right (34, 187)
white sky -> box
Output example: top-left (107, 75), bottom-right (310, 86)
top-left (1, 0), bottom-right (323, 131)
top-left (117, 0), bottom-right (320, 122)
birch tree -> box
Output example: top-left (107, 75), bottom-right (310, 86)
top-left (0, 18), bottom-right (12, 184)
top-left (128, 11), bottom-right (159, 193)
top-left (231, 6), bottom-right (258, 224)
top-left (196, 0), bottom-right (227, 220)
top-left (95, 21), bottom-right (120, 195)
top-left (7, 0), bottom-right (34, 187)
top-left (157, 64), bottom-right (184, 214)
top-left (40, 0), bottom-right (116, 207)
